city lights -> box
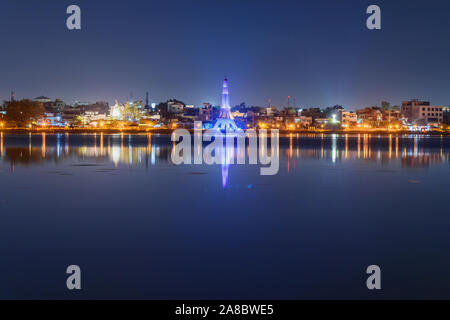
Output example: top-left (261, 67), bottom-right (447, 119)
top-left (0, 94), bottom-right (448, 134)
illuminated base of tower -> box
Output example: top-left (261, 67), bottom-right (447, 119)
top-left (214, 106), bottom-right (240, 131)
top-left (213, 118), bottom-right (241, 131)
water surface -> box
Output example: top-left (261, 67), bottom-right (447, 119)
top-left (0, 133), bottom-right (449, 299)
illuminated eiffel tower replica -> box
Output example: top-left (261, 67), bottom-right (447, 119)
top-left (213, 77), bottom-right (240, 131)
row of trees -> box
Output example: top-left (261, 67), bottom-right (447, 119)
top-left (2, 99), bottom-right (45, 124)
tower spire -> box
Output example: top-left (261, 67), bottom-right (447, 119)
top-left (221, 77), bottom-right (230, 109)
top-left (213, 77), bottom-right (240, 131)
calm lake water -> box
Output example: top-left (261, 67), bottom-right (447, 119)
top-left (0, 132), bottom-right (449, 299)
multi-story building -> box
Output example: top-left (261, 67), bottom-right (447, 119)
top-left (294, 116), bottom-right (313, 127)
top-left (266, 107), bottom-right (278, 117)
top-left (401, 99), bottom-right (443, 124)
top-left (199, 103), bottom-right (213, 121)
top-left (42, 113), bottom-right (65, 127)
top-left (444, 107), bottom-right (450, 125)
top-left (314, 118), bottom-right (329, 127)
top-left (418, 106), bottom-right (444, 124)
top-left (168, 101), bottom-right (184, 113)
top-left (401, 99), bottom-right (429, 121)
top-left (338, 110), bottom-right (358, 124)
top-left (382, 109), bottom-right (401, 122)
top-left (356, 107), bottom-right (382, 124)
top-left (44, 98), bottom-right (65, 113)
top-left (84, 111), bottom-right (108, 123)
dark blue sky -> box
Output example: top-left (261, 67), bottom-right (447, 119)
top-left (0, 0), bottom-right (449, 110)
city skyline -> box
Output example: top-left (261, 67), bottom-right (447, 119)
top-left (1, 0), bottom-right (450, 109)
top-left (2, 88), bottom-right (449, 111)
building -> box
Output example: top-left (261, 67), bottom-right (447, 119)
top-left (401, 99), bottom-right (429, 121)
top-left (231, 110), bottom-right (245, 118)
top-left (44, 98), bottom-right (65, 113)
top-left (84, 111), bottom-right (108, 123)
top-left (61, 106), bottom-right (82, 123)
top-left (401, 99), bottom-right (443, 124)
top-left (444, 107), bottom-right (450, 125)
top-left (34, 96), bottom-right (51, 103)
top-left (382, 109), bottom-right (401, 122)
top-left (266, 107), bottom-right (278, 117)
top-left (42, 113), bottom-right (65, 127)
top-left (314, 118), bottom-right (329, 126)
top-left (417, 105), bottom-right (444, 125)
top-left (356, 107), bottom-right (382, 124)
top-left (74, 101), bottom-right (90, 107)
top-left (300, 108), bottom-right (324, 121)
top-left (338, 110), bottom-right (358, 124)
top-left (144, 92), bottom-right (151, 111)
top-left (167, 101), bottom-right (185, 114)
top-left (181, 106), bottom-right (199, 122)
top-left (200, 103), bottom-right (213, 121)
top-left (294, 116), bottom-right (313, 127)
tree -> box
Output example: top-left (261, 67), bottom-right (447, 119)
top-left (121, 101), bottom-right (142, 121)
top-left (5, 99), bottom-right (44, 124)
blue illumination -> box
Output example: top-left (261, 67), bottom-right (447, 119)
top-left (213, 77), bottom-right (241, 132)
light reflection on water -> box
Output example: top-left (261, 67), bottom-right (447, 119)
top-left (281, 133), bottom-right (448, 169)
top-left (0, 132), bottom-right (450, 299)
top-left (0, 133), bottom-right (448, 169)
top-left (1, 133), bottom-right (448, 191)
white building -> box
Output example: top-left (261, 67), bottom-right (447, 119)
top-left (401, 100), bottom-right (443, 125)
top-left (266, 107), bottom-right (277, 117)
top-left (338, 110), bottom-right (358, 124)
top-left (294, 116), bottom-right (313, 126)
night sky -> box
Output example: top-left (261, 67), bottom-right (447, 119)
top-left (1, 0), bottom-right (449, 110)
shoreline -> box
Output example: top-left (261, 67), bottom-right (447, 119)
top-left (0, 127), bottom-right (449, 136)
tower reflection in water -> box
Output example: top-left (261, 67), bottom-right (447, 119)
top-left (0, 133), bottom-right (448, 186)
